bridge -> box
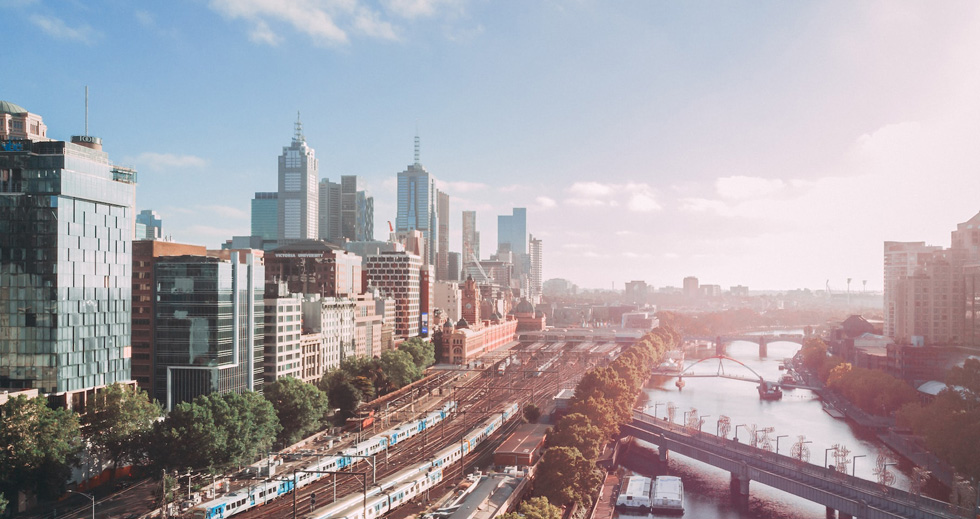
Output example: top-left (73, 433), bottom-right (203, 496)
top-left (652, 355), bottom-right (818, 396)
top-left (684, 334), bottom-right (806, 356)
top-left (624, 411), bottom-right (969, 519)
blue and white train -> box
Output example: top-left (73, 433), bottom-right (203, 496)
top-left (310, 401), bottom-right (521, 519)
top-left (190, 400), bottom-right (459, 519)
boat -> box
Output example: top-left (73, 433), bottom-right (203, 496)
top-left (757, 380), bottom-right (783, 400)
top-left (650, 476), bottom-right (684, 514)
top-left (615, 475), bottom-right (652, 512)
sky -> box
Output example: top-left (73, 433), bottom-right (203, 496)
top-left (3, 0), bottom-right (980, 291)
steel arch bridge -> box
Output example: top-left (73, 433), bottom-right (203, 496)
top-left (676, 355), bottom-right (765, 384)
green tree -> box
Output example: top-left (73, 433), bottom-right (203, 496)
top-left (399, 337), bottom-right (436, 370)
top-left (533, 447), bottom-right (602, 507)
top-left (152, 399), bottom-right (227, 470)
top-left (320, 370), bottom-right (363, 420)
top-left (549, 413), bottom-right (604, 459)
top-left (211, 391), bottom-right (280, 466)
top-left (0, 490), bottom-right (8, 515)
top-left (948, 357), bottom-right (980, 398)
top-left (264, 377), bottom-right (330, 448)
top-left (380, 349), bottom-right (422, 388)
top-left (502, 496), bottom-right (562, 519)
top-left (0, 395), bottom-right (82, 501)
top-left (523, 403), bottom-right (542, 423)
top-left (83, 383), bottom-right (162, 475)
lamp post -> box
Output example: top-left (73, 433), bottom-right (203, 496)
top-left (683, 411), bottom-right (690, 428)
top-left (699, 415), bottom-right (710, 433)
top-left (825, 447), bottom-right (838, 469)
top-left (654, 402), bottom-right (664, 420)
top-left (852, 454), bottom-right (866, 476)
top-left (734, 424), bottom-right (747, 442)
top-left (776, 435), bottom-right (788, 455)
top-left (67, 490), bottom-right (95, 519)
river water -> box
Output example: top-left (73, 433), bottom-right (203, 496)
top-left (637, 336), bottom-right (912, 519)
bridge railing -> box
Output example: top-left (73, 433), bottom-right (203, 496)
top-left (632, 411), bottom-right (967, 518)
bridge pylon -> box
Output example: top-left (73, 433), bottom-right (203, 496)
top-left (759, 336), bottom-right (767, 357)
top-left (715, 336), bottom-right (725, 355)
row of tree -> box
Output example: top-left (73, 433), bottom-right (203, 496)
top-left (799, 337), bottom-right (917, 416)
top-left (531, 326), bottom-right (678, 509)
top-left (319, 337), bottom-right (435, 419)
top-left (898, 358), bottom-right (980, 481)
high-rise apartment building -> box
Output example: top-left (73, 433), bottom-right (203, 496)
top-left (884, 241), bottom-right (942, 339)
top-left (497, 208), bottom-right (527, 256)
top-left (136, 209), bottom-right (162, 240)
top-left (462, 210), bottom-right (479, 263)
top-left (447, 252), bottom-right (461, 282)
top-left (251, 192), bottom-right (278, 244)
top-left (341, 175), bottom-right (374, 242)
top-left (132, 240), bottom-right (207, 392)
top-left (278, 116), bottom-right (318, 243)
top-left (318, 179), bottom-right (341, 243)
top-left (1, 102), bottom-right (136, 404)
top-left (365, 251), bottom-right (422, 338)
top-left (529, 234), bottom-right (543, 303)
top-left (302, 295), bottom-right (356, 372)
top-left (264, 293), bottom-right (304, 383)
top-left (153, 251), bottom-right (264, 410)
top-left (396, 139), bottom-right (438, 266)
top-left (683, 276), bottom-right (700, 298)
top-left (436, 190), bottom-right (450, 280)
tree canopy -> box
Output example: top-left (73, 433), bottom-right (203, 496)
top-left (83, 383), bottom-right (162, 473)
top-left (500, 496), bottom-right (562, 519)
top-left (0, 395), bottom-right (82, 501)
top-left (398, 337), bottom-right (436, 370)
top-left (264, 377), bottom-right (330, 448)
top-left (532, 447), bottom-right (603, 507)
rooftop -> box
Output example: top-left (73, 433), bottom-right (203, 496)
top-left (0, 100), bottom-right (28, 115)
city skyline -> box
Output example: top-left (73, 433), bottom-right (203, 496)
top-left (4, 1), bottom-right (980, 290)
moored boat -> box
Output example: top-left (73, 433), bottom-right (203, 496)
top-left (650, 476), bottom-right (684, 514)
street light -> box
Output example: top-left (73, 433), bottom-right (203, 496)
top-left (852, 454), bottom-right (866, 476)
top-left (67, 490), bottom-right (95, 519)
top-left (825, 447), bottom-right (838, 469)
top-left (776, 435), bottom-right (788, 455)
top-left (654, 402), bottom-right (664, 420)
top-left (699, 415), bottom-right (710, 433)
top-left (734, 424), bottom-right (747, 442)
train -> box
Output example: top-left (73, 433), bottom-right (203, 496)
top-left (310, 401), bottom-right (521, 519)
top-left (190, 400), bottom-right (459, 519)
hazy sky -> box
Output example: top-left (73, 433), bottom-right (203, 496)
top-left (3, 1), bottom-right (979, 290)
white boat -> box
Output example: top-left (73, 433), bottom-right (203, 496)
top-left (615, 475), bottom-right (653, 511)
top-left (650, 476), bottom-right (684, 514)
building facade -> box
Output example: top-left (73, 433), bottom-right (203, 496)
top-left (365, 251), bottom-right (422, 339)
top-left (1, 104), bottom-right (136, 406)
top-left (395, 156), bottom-right (437, 266)
top-left (251, 191), bottom-right (278, 246)
top-left (132, 240), bottom-right (207, 392)
top-left (436, 189), bottom-right (450, 280)
top-left (528, 234), bottom-right (542, 303)
top-left (264, 294), bottom-right (304, 383)
top-left (318, 179), bottom-right (341, 243)
top-left (136, 209), bottom-right (162, 240)
top-left (497, 208), bottom-right (527, 256)
top-left (883, 241), bottom-right (944, 340)
top-left (302, 295), bottom-right (356, 372)
top-left (278, 117), bottom-right (318, 243)
top-left (264, 240), bottom-right (362, 299)
top-left (153, 252), bottom-right (264, 410)
top-left (462, 210), bottom-right (479, 263)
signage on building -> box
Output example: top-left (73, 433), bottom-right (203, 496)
top-left (420, 312), bottom-right (429, 335)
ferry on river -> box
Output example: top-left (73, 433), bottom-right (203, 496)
top-left (757, 380), bottom-right (783, 400)
top-left (615, 475), bottom-right (684, 515)
top-left (650, 476), bottom-right (684, 514)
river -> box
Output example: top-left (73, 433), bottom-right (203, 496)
top-left (636, 335), bottom-right (914, 519)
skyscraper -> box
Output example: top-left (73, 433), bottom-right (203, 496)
top-left (0, 101), bottom-right (136, 401)
top-left (251, 192), bottom-right (278, 243)
top-left (883, 241), bottom-right (941, 339)
top-left (529, 234), bottom-right (543, 303)
top-left (497, 208), bottom-right (527, 256)
top-left (341, 175), bottom-right (374, 242)
top-left (153, 251), bottom-right (264, 410)
top-left (396, 136), bottom-right (438, 266)
top-left (436, 190), bottom-right (450, 280)
top-left (136, 209), bottom-right (162, 240)
top-left (318, 178), bottom-right (341, 243)
top-left (462, 210), bottom-right (479, 263)
top-left (278, 114), bottom-right (318, 244)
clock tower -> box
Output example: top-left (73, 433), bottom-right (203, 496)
top-left (461, 275), bottom-right (481, 327)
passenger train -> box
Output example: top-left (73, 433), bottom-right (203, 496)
top-left (310, 401), bottom-right (521, 519)
top-left (190, 400), bottom-right (460, 519)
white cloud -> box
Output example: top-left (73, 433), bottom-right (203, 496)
top-left (131, 152), bottom-right (207, 171)
top-left (535, 196), bottom-right (556, 209)
top-left (209, 0), bottom-right (349, 46)
top-left (565, 198), bottom-right (606, 207)
top-left (201, 205), bottom-right (249, 220)
top-left (29, 14), bottom-right (99, 44)
top-left (384, 0), bottom-right (458, 19)
top-left (627, 192), bottom-right (661, 212)
top-left (568, 181), bottom-right (613, 198)
top-left (715, 176), bottom-right (786, 200)
top-left (353, 8), bottom-right (398, 40)
top-left (437, 180), bottom-right (488, 193)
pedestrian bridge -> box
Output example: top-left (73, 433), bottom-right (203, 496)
top-left (685, 334), bottom-right (806, 356)
top-left (623, 411), bottom-right (968, 519)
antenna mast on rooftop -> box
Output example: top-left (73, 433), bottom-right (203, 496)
top-left (414, 133), bottom-right (420, 166)
top-left (84, 86), bottom-right (89, 136)
top-left (294, 111), bottom-right (305, 143)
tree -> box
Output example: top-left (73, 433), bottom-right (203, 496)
top-left (211, 391), bottom-right (280, 467)
top-left (83, 383), bottom-right (162, 475)
top-left (533, 447), bottom-right (602, 507)
top-left (523, 403), bottom-right (542, 423)
top-left (380, 349), bottom-right (422, 388)
top-left (0, 395), bottom-right (82, 501)
top-left (549, 413), bottom-right (604, 459)
top-left (152, 399), bottom-right (227, 470)
top-left (502, 497), bottom-right (562, 519)
top-left (948, 357), bottom-right (980, 398)
top-left (399, 337), bottom-right (436, 370)
top-left (321, 370), bottom-right (363, 421)
top-left (264, 377), bottom-right (330, 448)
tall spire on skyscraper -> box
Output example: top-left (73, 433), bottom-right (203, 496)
top-left (414, 132), bottom-right (420, 166)
top-left (294, 111), bottom-right (305, 143)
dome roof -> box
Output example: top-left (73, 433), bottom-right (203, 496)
top-left (443, 320), bottom-right (455, 329)
top-left (514, 298), bottom-right (535, 314)
top-left (0, 101), bottom-right (28, 115)
top-left (456, 317), bottom-right (470, 329)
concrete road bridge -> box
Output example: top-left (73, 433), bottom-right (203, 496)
top-left (624, 411), bottom-right (970, 519)
top-left (684, 334), bottom-right (806, 356)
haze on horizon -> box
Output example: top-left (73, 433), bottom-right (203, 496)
top-left (3, 0), bottom-right (979, 291)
